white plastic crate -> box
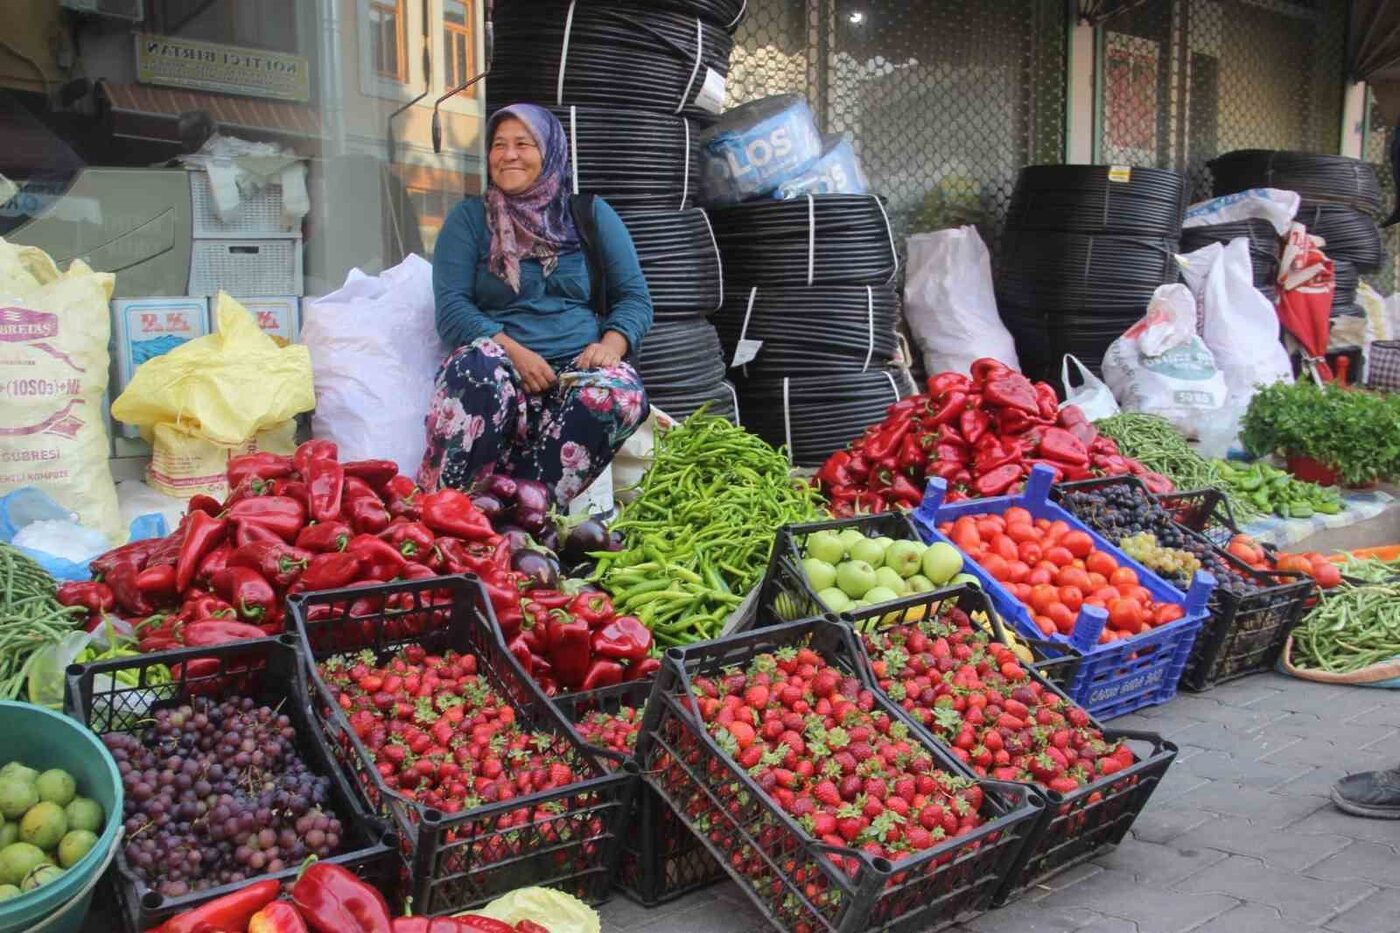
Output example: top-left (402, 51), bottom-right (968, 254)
top-left (189, 170), bottom-right (300, 238)
top-left (188, 238), bottom-right (303, 297)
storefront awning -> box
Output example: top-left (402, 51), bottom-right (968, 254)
top-left (100, 82), bottom-right (321, 143)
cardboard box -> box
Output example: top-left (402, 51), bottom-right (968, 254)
top-left (227, 296), bottom-right (300, 345)
top-left (110, 297), bottom-right (210, 438)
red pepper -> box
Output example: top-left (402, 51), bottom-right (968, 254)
top-left (106, 564), bottom-right (153, 618)
top-left (398, 562), bottom-right (437, 581)
top-left (973, 439), bottom-right (1022, 474)
top-left (269, 479), bottom-right (309, 509)
top-left (346, 534), bottom-right (408, 581)
top-left (212, 567), bottom-right (277, 622)
top-left (55, 581), bottom-right (115, 617)
top-left (174, 511), bottom-right (228, 593)
top-left (345, 497), bottom-right (391, 535)
top-left (234, 518), bottom-right (288, 549)
top-left (930, 460), bottom-right (963, 481)
top-left (982, 370), bottom-right (1040, 416)
top-left (436, 538), bottom-right (497, 576)
top-left (186, 494), bottom-right (224, 516)
top-left (896, 434), bottom-right (928, 475)
top-left (626, 656), bottom-right (662, 681)
top-left (1064, 420), bottom-right (1098, 446)
top-left (933, 441), bottom-right (967, 466)
top-left (1141, 471), bottom-right (1174, 494)
top-left (135, 563), bottom-right (177, 599)
top-left (297, 521), bottom-right (353, 553)
top-left (224, 476), bottom-right (277, 508)
top-left (1058, 404), bottom-right (1087, 426)
top-left (386, 474), bottom-right (417, 499)
top-left (227, 452), bottom-right (294, 489)
top-left (225, 496), bottom-right (306, 541)
top-left (183, 619), bottom-right (268, 647)
top-left (591, 615), bottom-right (652, 662)
top-left (90, 537), bottom-right (160, 579)
top-left (158, 879), bottom-right (280, 933)
top-left (1022, 458), bottom-right (1065, 483)
top-left (973, 463), bottom-right (1025, 497)
top-left (305, 457), bottom-right (346, 524)
top-left (927, 391), bottom-right (969, 429)
top-left (381, 521), bottom-right (435, 560)
top-left (1038, 426), bottom-right (1089, 466)
top-left (229, 542), bottom-right (311, 588)
top-left (887, 473), bottom-right (924, 508)
top-left (864, 411), bottom-right (914, 460)
top-left (291, 439), bottom-right (339, 478)
top-left (181, 594), bottom-right (235, 620)
top-left (958, 407), bottom-right (990, 446)
top-left (816, 450), bottom-right (853, 490)
top-left (419, 489), bottom-right (494, 541)
top-left (580, 659), bottom-right (625, 692)
top-left (249, 900), bottom-right (309, 933)
top-left (301, 552), bottom-right (364, 591)
top-left (970, 358), bottom-right (1011, 383)
top-left (1089, 435), bottom-right (1120, 456)
top-left (342, 475), bottom-right (379, 503)
top-left (547, 611), bottom-right (593, 690)
top-left (343, 459), bottom-right (399, 493)
top-left (507, 633), bottom-right (535, 676)
top-left (393, 919), bottom-right (519, 933)
top-left (567, 591), bottom-right (614, 629)
top-left (291, 861), bottom-right (393, 933)
top-left (515, 922), bottom-right (551, 933)
top-left (1033, 381), bottom-right (1060, 420)
top-left (996, 408), bottom-right (1051, 436)
top-left (927, 372), bottom-right (971, 396)
top-left (847, 453), bottom-right (871, 481)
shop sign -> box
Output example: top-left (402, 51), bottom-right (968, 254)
top-left (135, 34), bottom-right (310, 103)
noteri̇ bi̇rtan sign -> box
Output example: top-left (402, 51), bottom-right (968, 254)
top-left (135, 34), bottom-right (310, 103)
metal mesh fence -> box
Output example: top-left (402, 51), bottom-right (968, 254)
top-left (1100, 0), bottom-right (1347, 201)
top-left (727, 0), bottom-right (1067, 247)
top-left (1365, 96), bottom-right (1398, 294)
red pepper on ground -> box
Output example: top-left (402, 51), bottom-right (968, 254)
top-left (342, 475), bottom-right (379, 502)
top-left (212, 567), bottom-right (277, 622)
top-left (419, 488), bottom-right (494, 540)
top-left (591, 614), bottom-right (652, 662)
top-left (174, 510), bottom-right (227, 592)
top-left (296, 521), bottom-right (353, 553)
top-left (291, 439), bottom-right (339, 477)
top-left (225, 496), bottom-right (306, 541)
top-left (291, 861), bottom-right (393, 933)
top-left (981, 369), bottom-right (1040, 416)
top-left (234, 518), bottom-right (288, 548)
top-left (1033, 381), bottom-right (1060, 419)
top-left (815, 449), bottom-right (853, 490)
top-left (157, 879), bottom-right (280, 933)
top-left (926, 390), bottom-right (969, 428)
top-left (343, 459), bottom-right (399, 492)
top-left (381, 521), bottom-right (435, 560)
top-left (958, 407), bottom-right (990, 446)
top-left (227, 452), bottom-right (294, 490)
top-left (386, 474), bottom-right (417, 500)
top-left (305, 457), bottom-right (346, 523)
top-left (186, 494), bottom-right (224, 516)
top-left (886, 473), bottom-right (924, 508)
top-left (135, 563), bottom-right (177, 600)
top-left (927, 372), bottom-right (971, 396)
top-left (345, 496), bottom-right (392, 535)
top-left (301, 552), bottom-right (364, 591)
top-left (970, 357), bottom-right (1011, 383)
top-left (228, 541), bottom-right (311, 588)
top-left (55, 581), bottom-right (114, 617)
top-left (90, 537), bottom-right (159, 579)
top-left (567, 591), bottom-right (614, 628)
top-left (182, 619), bottom-right (268, 647)
top-left (346, 534), bottom-right (408, 581)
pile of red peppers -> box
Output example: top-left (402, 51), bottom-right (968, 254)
top-left (153, 860), bottom-right (549, 932)
top-left (815, 359), bottom-right (1172, 514)
top-left (70, 440), bottom-right (657, 696)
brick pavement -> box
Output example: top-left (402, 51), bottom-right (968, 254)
top-left (598, 673), bottom-right (1400, 932)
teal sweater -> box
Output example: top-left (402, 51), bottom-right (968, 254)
top-left (433, 196), bottom-right (653, 365)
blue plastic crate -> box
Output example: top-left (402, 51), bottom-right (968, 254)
top-left (908, 466), bottom-right (1215, 720)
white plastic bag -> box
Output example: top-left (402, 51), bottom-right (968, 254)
top-left (1060, 355), bottom-right (1119, 421)
top-left (904, 227), bottom-right (1019, 376)
top-left (1102, 284), bottom-right (1228, 437)
top-left (1177, 239), bottom-right (1292, 405)
top-left (1182, 187), bottom-right (1299, 235)
top-left (301, 255), bottom-right (445, 476)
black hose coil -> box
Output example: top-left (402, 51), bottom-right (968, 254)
top-left (543, 106), bottom-right (700, 212)
top-left (1209, 150), bottom-right (1383, 217)
top-left (710, 195), bottom-right (899, 287)
top-left (711, 284), bottom-right (899, 375)
top-left (1294, 202), bottom-right (1383, 273)
top-left (1179, 219), bottom-right (1281, 287)
top-left (636, 317), bottom-right (727, 393)
top-left (995, 231), bottom-right (1179, 312)
top-left (1006, 165), bottom-right (1186, 238)
top-left (615, 207), bottom-right (722, 316)
top-left (734, 369), bottom-right (916, 467)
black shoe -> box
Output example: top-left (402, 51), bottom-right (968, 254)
top-left (1331, 768), bottom-right (1400, 819)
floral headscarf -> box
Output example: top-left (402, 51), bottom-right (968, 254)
top-left (484, 103), bottom-right (579, 292)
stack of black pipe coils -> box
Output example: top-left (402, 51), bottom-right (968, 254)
top-left (489, 0), bottom-right (745, 422)
top-left (1210, 150), bottom-right (1383, 316)
top-left (711, 193), bottom-right (911, 466)
top-left (1180, 218), bottom-right (1282, 288)
top-left (996, 165), bottom-right (1186, 382)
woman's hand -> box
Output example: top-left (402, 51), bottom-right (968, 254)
top-left (496, 334), bottom-right (557, 393)
top-left (576, 331), bottom-right (629, 370)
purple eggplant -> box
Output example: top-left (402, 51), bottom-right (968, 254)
top-left (513, 507), bottom-right (550, 536)
top-left (511, 548), bottom-right (559, 589)
top-left (470, 493), bottom-right (505, 523)
top-left (497, 526), bottom-right (534, 554)
top-left (536, 524), bottom-right (560, 553)
top-left (513, 478), bottom-right (551, 515)
top-left (480, 473), bottom-right (519, 503)
top-left (608, 530), bottom-right (626, 551)
top-left (562, 518), bottom-right (610, 565)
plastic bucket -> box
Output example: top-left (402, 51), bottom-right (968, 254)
top-left (0, 701), bottom-right (123, 933)
top-left (24, 828), bottom-right (119, 933)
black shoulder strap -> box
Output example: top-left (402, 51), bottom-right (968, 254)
top-left (570, 193), bottom-right (608, 318)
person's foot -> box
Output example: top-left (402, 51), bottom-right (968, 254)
top-left (1331, 768), bottom-right (1400, 819)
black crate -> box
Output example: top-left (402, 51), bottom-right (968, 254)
top-left (287, 575), bottom-right (635, 915)
top-left (1054, 477), bottom-right (1314, 691)
top-left (64, 636), bottom-right (400, 933)
top-left (1154, 487), bottom-right (1238, 548)
top-left (839, 588), bottom-right (1177, 903)
top-left (551, 680), bottom-right (727, 906)
top-left (634, 617), bottom-right (1044, 933)
top-left (757, 512), bottom-right (1081, 690)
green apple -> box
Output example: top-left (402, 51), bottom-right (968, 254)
top-left (838, 528), bottom-right (867, 551)
top-left (874, 566), bottom-right (908, 595)
top-left (884, 540), bottom-right (925, 578)
top-left (906, 573), bottom-right (937, 594)
top-left (921, 542), bottom-right (964, 584)
top-left (835, 560), bottom-right (878, 599)
top-left (872, 536), bottom-right (895, 551)
top-left (848, 537), bottom-right (886, 568)
top-left (816, 587), bottom-right (852, 613)
top-left (951, 572), bottom-right (982, 589)
top-left (862, 585), bottom-right (900, 606)
top-left (802, 557), bottom-right (838, 592)
top-left (805, 531), bottom-right (846, 566)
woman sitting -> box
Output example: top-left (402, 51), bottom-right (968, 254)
top-left (421, 103), bottom-right (652, 506)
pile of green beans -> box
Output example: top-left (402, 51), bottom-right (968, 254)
top-left (594, 412), bottom-right (825, 647)
top-left (1093, 412), bottom-right (1261, 520)
top-left (1335, 555), bottom-right (1400, 584)
top-left (1292, 580), bottom-right (1400, 674)
top-left (0, 543), bottom-right (87, 700)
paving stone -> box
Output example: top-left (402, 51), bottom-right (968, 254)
top-left (1127, 799), bottom-right (1215, 846)
top-left (1264, 685), bottom-right (1388, 719)
top-left (1089, 837), bottom-right (1229, 885)
top-left (1174, 747), bottom-right (1314, 789)
top-left (1169, 780), bottom-right (1329, 828)
top-left (1159, 695), bottom-right (1289, 733)
top-left (1201, 677), bottom-right (1288, 709)
top-left (1290, 802), bottom-right (1400, 847)
top-left (962, 903), bottom-right (1105, 932)
top-left (1188, 902), bottom-right (1323, 933)
top-left (1265, 712), bottom-right (1399, 750)
top-left (1342, 703), bottom-right (1400, 730)
top-left (1324, 886), bottom-right (1400, 933)
top-left (1305, 840), bottom-right (1400, 887)
top-left (1174, 853), bottom-right (1378, 924)
top-left (1035, 867), bottom-right (1238, 933)
top-left (1170, 814), bottom-right (1352, 871)
top-left (1162, 720), bottom-right (1302, 758)
top-left (1023, 863), bottom-right (1106, 901)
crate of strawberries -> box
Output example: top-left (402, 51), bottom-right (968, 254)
top-left (287, 575), bottom-right (635, 916)
top-left (633, 616), bottom-right (1044, 932)
top-left (65, 635), bottom-right (399, 933)
top-left (841, 585), bottom-right (1177, 903)
top-left (913, 466), bottom-right (1215, 720)
top-left (1055, 477), bottom-right (1315, 691)
top-left (551, 679), bottom-right (727, 907)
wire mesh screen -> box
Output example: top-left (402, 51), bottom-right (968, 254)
top-left (1100, 0), bottom-right (1347, 201)
top-left (1365, 96), bottom-right (1398, 294)
top-left (727, 0), bottom-right (1068, 247)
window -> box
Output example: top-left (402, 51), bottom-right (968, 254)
top-left (443, 0), bottom-right (475, 87)
top-left (369, 0), bottom-right (407, 82)
top-left (150, 0), bottom-right (300, 55)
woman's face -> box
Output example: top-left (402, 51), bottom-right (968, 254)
top-left (489, 117), bottom-right (543, 194)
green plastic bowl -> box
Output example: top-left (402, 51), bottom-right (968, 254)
top-left (0, 701), bottom-right (122, 933)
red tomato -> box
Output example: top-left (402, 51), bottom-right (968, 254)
top-left (1091, 586), bottom-right (1121, 604)
top-left (1043, 546), bottom-right (1074, 567)
top-left (1017, 540), bottom-right (1043, 565)
top-left (1032, 615), bottom-right (1054, 636)
top-left (1027, 567), bottom-right (1054, 586)
top-left (1004, 506), bottom-right (1033, 526)
top-left (994, 535), bottom-right (1019, 563)
top-left (951, 527), bottom-right (981, 552)
top-left (1055, 567), bottom-right (1091, 591)
top-left (1058, 585), bottom-right (1084, 611)
top-left (1061, 530), bottom-right (1094, 559)
top-left (1035, 560), bottom-right (1060, 576)
top-left (1035, 517), bottom-right (1052, 531)
top-left (1007, 523), bottom-right (1038, 544)
top-left (1047, 602), bottom-right (1075, 634)
top-left (1012, 582), bottom-right (1034, 602)
top-left (1029, 584), bottom-right (1059, 614)
top-left (1007, 560), bottom-right (1030, 584)
top-left (1154, 604), bottom-right (1184, 625)
top-left (976, 517), bottom-right (1005, 539)
top-left (1085, 551), bottom-right (1117, 577)
top-left (1109, 566), bottom-right (1139, 587)
top-left (982, 554), bottom-right (1011, 582)
top-left (1311, 562), bottom-right (1343, 588)
top-left (1108, 599), bottom-right (1143, 633)
top-left (1046, 519), bottom-right (1072, 541)
top-left (1086, 571), bottom-right (1109, 589)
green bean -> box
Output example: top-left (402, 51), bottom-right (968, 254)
top-left (0, 542), bottom-right (88, 700)
top-left (1292, 580), bottom-right (1400, 673)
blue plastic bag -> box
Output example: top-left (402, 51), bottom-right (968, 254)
top-left (699, 95), bottom-right (824, 206)
top-left (0, 487), bottom-right (167, 580)
top-left (772, 135), bottom-right (869, 199)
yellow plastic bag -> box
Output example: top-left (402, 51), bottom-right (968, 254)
top-left (112, 293), bottom-right (313, 497)
top-left (0, 238), bottom-right (122, 541)
top-left (461, 887), bottom-right (600, 933)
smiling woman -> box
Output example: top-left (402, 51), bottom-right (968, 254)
top-left (423, 104), bottom-right (655, 507)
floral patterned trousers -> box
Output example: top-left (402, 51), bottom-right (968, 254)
top-left (418, 339), bottom-right (649, 505)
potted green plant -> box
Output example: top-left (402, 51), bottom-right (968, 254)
top-left (1240, 380), bottom-right (1400, 488)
